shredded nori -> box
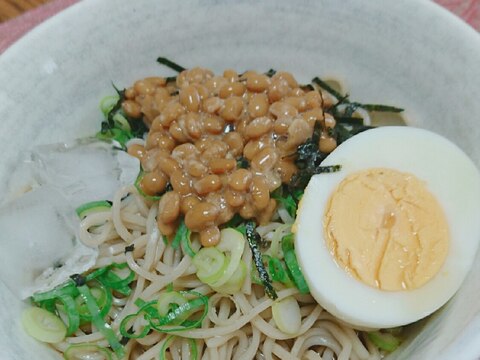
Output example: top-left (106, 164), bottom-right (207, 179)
top-left (124, 244), bottom-right (135, 253)
top-left (245, 222), bottom-right (277, 300)
top-left (236, 156), bottom-right (249, 169)
top-left (156, 57), bottom-right (187, 73)
top-left (70, 274), bottom-right (86, 287)
top-left (312, 76), bottom-right (345, 100)
top-left (264, 68), bottom-right (277, 77)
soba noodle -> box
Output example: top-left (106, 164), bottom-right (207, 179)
top-left (60, 180), bottom-right (383, 360)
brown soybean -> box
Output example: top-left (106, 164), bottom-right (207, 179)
top-left (251, 175), bottom-right (270, 210)
top-left (223, 132), bottom-right (244, 156)
top-left (122, 100), bottom-right (142, 118)
top-left (225, 189), bottom-right (245, 207)
top-left (199, 226), bottom-right (221, 247)
top-left (228, 169), bottom-right (252, 191)
top-left (180, 194), bottom-right (201, 214)
top-left (319, 132), bottom-right (337, 153)
top-left (170, 170), bottom-right (193, 195)
top-left (209, 159), bottom-right (236, 174)
top-left (203, 115), bottom-right (224, 134)
top-left (245, 117), bottom-right (273, 139)
top-left (179, 85), bottom-right (201, 112)
top-left (220, 96), bottom-right (244, 122)
top-left (161, 102), bottom-right (185, 126)
top-left (194, 175), bottom-right (222, 195)
top-left (127, 144), bottom-right (146, 160)
top-left (219, 82), bottom-right (245, 99)
top-left (140, 171), bottom-right (168, 196)
top-left (246, 72), bottom-right (270, 92)
top-left (251, 147), bottom-right (278, 172)
top-left (185, 202), bottom-right (219, 231)
top-left (247, 93), bottom-right (269, 118)
top-left (158, 191), bottom-right (181, 224)
top-left (157, 217), bottom-right (177, 236)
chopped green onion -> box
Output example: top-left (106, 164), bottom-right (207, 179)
top-left (172, 219), bottom-right (189, 250)
top-left (210, 228), bottom-right (245, 288)
top-left (159, 336), bottom-right (198, 360)
top-left (157, 291), bottom-right (188, 324)
top-left (119, 311), bottom-right (151, 339)
top-left (100, 95), bottom-right (120, 117)
top-left (58, 294), bottom-right (80, 336)
top-left (368, 331), bottom-right (401, 352)
top-left (21, 307), bottom-right (66, 343)
top-left (148, 295), bottom-right (208, 332)
top-left (75, 200), bottom-right (112, 219)
top-left (77, 285), bottom-right (124, 359)
top-left (282, 234), bottom-right (309, 294)
top-left (64, 344), bottom-right (113, 360)
top-left (193, 247), bottom-right (227, 284)
top-left (75, 283), bottom-right (112, 323)
top-left (272, 296), bottom-right (302, 335)
top-left (121, 292), bottom-right (208, 337)
top-left (212, 260), bottom-right (247, 295)
top-left (267, 256), bottom-right (290, 285)
top-left (245, 222), bottom-right (277, 300)
top-left (32, 282), bottom-right (78, 302)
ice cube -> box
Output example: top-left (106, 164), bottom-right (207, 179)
top-left (28, 138), bottom-right (140, 206)
top-left (0, 186), bottom-right (97, 299)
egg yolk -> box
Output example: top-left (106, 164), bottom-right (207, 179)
top-left (324, 168), bottom-right (449, 291)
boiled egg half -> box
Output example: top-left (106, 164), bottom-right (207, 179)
top-left (294, 126), bottom-right (480, 329)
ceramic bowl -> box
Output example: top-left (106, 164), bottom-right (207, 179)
top-left (0, 0), bottom-right (479, 359)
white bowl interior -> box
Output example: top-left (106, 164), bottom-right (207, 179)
top-left (0, 0), bottom-right (479, 359)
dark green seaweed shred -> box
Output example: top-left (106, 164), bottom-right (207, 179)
top-left (96, 85), bottom-right (149, 150)
top-left (70, 274), bottom-right (86, 287)
top-left (245, 222), bottom-right (277, 300)
top-left (312, 76), bottom-right (345, 100)
top-left (156, 57), bottom-right (187, 73)
top-left (352, 102), bottom-right (404, 113)
top-left (124, 244), bottom-right (135, 253)
top-left (289, 122), bottom-right (341, 190)
top-left (265, 68), bottom-right (277, 77)
top-left (237, 156), bottom-right (249, 169)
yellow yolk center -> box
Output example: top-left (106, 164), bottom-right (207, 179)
top-left (324, 168), bottom-right (449, 291)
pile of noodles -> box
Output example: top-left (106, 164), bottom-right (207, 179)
top-left (51, 177), bottom-right (383, 359)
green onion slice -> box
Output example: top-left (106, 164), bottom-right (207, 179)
top-left (64, 344), bottom-right (113, 360)
top-left (100, 95), bottom-right (120, 117)
top-left (77, 285), bottom-right (125, 359)
top-left (57, 294), bottom-right (80, 336)
top-left (159, 336), bottom-right (198, 360)
top-left (267, 256), bottom-right (290, 285)
top-left (193, 247), bottom-right (227, 284)
top-left (368, 331), bottom-right (401, 352)
top-left (172, 219), bottom-right (189, 251)
top-left (157, 291), bottom-right (189, 324)
top-left (282, 234), bottom-right (310, 294)
top-left (211, 228), bottom-right (245, 288)
top-left (212, 260), bottom-right (247, 295)
top-left (21, 307), bottom-right (67, 343)
top-left (75, 282), bottom-right (112, 323)
top-left (75, 200), bottom-right (112, 219)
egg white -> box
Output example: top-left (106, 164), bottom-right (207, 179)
top-left (294, 126), bottom-right (480, 329)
